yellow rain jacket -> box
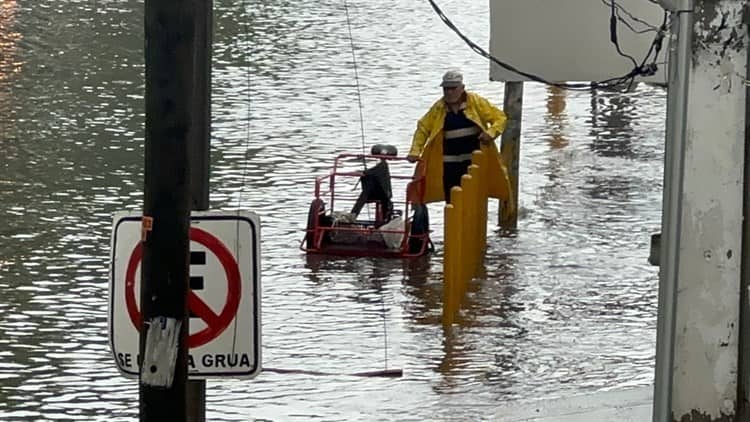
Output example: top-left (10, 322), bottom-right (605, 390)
top-left (408, 91), bottom-right (515, 210)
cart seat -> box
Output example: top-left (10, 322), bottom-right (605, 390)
top-left (350, 160), bottom-right (393, 225)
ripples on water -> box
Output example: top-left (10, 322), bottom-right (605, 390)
top-left (0, 0), bottom-right (663, 420)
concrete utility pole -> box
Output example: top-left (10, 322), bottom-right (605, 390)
top-left (653, 1), bottom-right (748, 421)
top-left (140, 0), bottom-right (195, 420)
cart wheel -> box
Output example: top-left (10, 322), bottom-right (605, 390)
top-left (408, 204), bottom-right (429, 254)
top-left (306, 199), bottom-right (325, 249)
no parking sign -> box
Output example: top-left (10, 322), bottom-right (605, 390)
top-left (108, 211), bottom-right (261, 379)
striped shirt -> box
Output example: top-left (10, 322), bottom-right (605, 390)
top-left (443, 102), bottom-right (480, 163)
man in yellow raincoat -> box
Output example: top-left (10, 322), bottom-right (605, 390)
top-left (406, 69), bottom-right (514, 213)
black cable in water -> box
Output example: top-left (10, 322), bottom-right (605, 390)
top-left (263, 367), bottom-right (403, 378)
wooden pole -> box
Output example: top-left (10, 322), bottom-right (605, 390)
top-left (186, 0), bottom-right (212, 421)
top-left (140, 0), bottom-right (195, 420)
top-left (499, 81), bottom-right (523, 229)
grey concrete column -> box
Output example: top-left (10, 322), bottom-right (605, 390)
top-left (668, 1), bottom-right (747, 421)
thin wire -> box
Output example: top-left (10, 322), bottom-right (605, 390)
top-left (380, 287), bottom-right (389, 370)
top-left (239, 19), bottom-right (253, 210)
top-left (344, 4), bottom-right (388, 371)
top-left (229, 0), bottom-right (256, 355)
top-left (609, 0), bottom-right (639, 69)
top-left (601, 0), bottom-right (660, 33)
top-left (343, 0), bottom-right (367, 158)
top-left (343, 0), bottom-right (371, 222)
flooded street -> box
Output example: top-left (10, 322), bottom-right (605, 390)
top-left (0, 0), bottom-right (664, 420)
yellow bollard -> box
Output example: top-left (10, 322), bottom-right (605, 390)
top-left (472, 150), bottom-right (488, 249)
top-left (443, 203), bottom-right (456, 327)
top-left (442, 152), bottom-right (494, 326)
top-left (468, 164), bottom-right (483, 270)
top-left (450, 186), bottom-right (465, 311)
top-left (460, 172), bottom-right (472, 281)
top-left (460, 173), bottom-right (477, 286)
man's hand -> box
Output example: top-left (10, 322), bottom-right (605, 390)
top-left (478, 132), bottom-right (493, 144)
top-left (406, 154), bottom-right (419, 163)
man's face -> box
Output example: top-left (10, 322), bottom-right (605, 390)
top-left (442, 84), bottom-right (464, 104)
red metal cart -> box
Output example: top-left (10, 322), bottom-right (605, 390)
top-left (301, 144), bottom-right (432, 258)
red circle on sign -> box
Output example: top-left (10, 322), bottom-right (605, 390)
top-left (125, 226), bottom-right (242, 348)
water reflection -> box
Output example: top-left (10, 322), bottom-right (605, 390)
top-left (303, 250), bottom-right (527, 396)
top-left (0, 0), bottom-right (20, 148)
top-left (544, 85), bottom-right (569, 150)
top-left (0, 0), bottom-right (21, 82)
top-left (436, 250), bottom-right (525, 393)
top-left (305, 254), bottom-right (440, 326)
top-left (583, 87), bottom-right (648, 206)
top-left (534, 86), bottom-right (572, 211)
top-left (589, 87), bottom-right (637, 158)
top-left (304, 255), bottom-right (398, 298)
top-left (397, 255), bottom-right (442, 330)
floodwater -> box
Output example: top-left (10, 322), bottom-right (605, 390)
top-left (0, 0), bottom-right (665, 420)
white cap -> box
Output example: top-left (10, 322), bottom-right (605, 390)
top-left (440, 69), bottom-right (463, 87)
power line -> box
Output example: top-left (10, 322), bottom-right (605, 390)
top-left (601, 0), bottom-right (661, 34)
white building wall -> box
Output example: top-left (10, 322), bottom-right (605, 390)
top-left (489, 0), bottom-right (667, 83)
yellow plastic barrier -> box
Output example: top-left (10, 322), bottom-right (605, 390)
top-left (442, 150), bottom-right (490, 327)
top-left (472, 150), bottom-right (489, 249)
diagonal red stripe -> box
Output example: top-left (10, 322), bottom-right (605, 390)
top-left (188, 291), bottom-right (221, 328)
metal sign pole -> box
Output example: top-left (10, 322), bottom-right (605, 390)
top-left (652, 1), bottom-right (694, 421)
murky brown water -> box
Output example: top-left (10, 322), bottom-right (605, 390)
top-left (0, 0), bottom-right (664, 420)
